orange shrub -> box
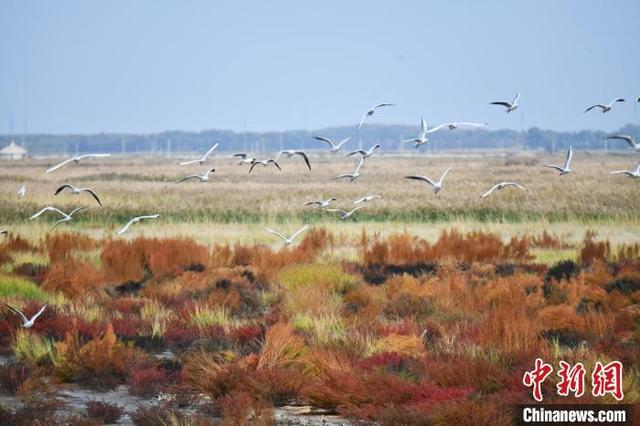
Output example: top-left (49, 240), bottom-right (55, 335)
top-left (42, 258), bottom-right (104, 298)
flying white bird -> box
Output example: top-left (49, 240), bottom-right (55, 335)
top-left (116, 214), bottom-right (160, 235)
top-left (347, 144), bottom-right (380, 159)
top-left (490, 93), bottom-right (520, 113)
top-left (334, 157), bottom-right (365, 182)
top-left (46, 154), bottom-right (112, 173)
top-left (481, 182), bottom-right (527, 198)
top-left (55, 184), bottom-right (102, 205)
top-left (305, 197), bottom-right (336, 209)
top-left (265, 224), bottom-right (309, 246)
top-left (425, 122), bottom-right (488, 133)
top-left (353, 194), bottom-right (381, 205)
top-left (314, 136), bottom-right (351, 153)
top-left (405, 167), bottom-right (452, 194)
top-left (177, 168), bottom-right (216, 183)
top-left (17, 185), bottom-right (26, 198)
top-left (0, 229), bottom-right (7, 236)
top-left (249, 159), bottom-right (281, 174)
top-left (544, 146), bottom-right (573, 175)
top-left (605, 135), bottom-right (640, 152)
top-left (610, 161), bottom-right (640, 178)
top-left (30, 206), bottom-right (86, 231)
top-left (358, 103), bottom-right (395, 129)
top-left (584, 98), bottom-right (625, 114)
top-left (179, 143), bottom-right (219, 166)
top-left (326, 205), bottom-right (365, 220)
top-left (232, 153), bottom-right (256, 165)
top-left (402, 118), bottom-right (429, 148)
top-left (275, 150), bottom-right (311, 170)
top-left (3, 303), bottom-right (47, 328)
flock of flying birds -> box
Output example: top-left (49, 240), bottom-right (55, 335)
top-left (2, 95), bottom-right (640, 326)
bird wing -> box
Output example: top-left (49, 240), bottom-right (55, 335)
top-left (139, 214), bottom-right (160, 221)
top-left (295, 151), bottom-right (311, 170)
top-left (30, 304), bottom-right (47, 322)
top-left (81, 188), bottom-right (102, 205)
top-left (269, 160), bottom-right (282, 170)
top-left (610, 98), bottom-right (626, 106)
top-left (635, 162), bottom-right (640, 174)
top-left (439, 167), bottom-right (452, 183)
top-left (46, 158), bottom-right (76, 173)
top-left (333, 174), bottom-right (354, 180)
top-left (374, 103), bottom-right (394, 109)
top-left (248, 162), bottom-right (259, 173)
top-left (347, 150), bottom-right (366, 157)
top-left (512, 93), bottom-right (520, 104)
top-left (305, 201), bottom-right (321, 206)
top-left (326, 208), bottom-right (348, 215)
top-left (265, 228), bottom-right (288, 242)
top-left (116, 218), bottom-right (137, 235)
top-left (68, 207), bottom-right (87, 217)
top-left (353, 157), bottom-right (365, 174)
top-left (3, 303), bottom-right (29, 324)
top-left (203, 143), bottom-right (219, 159)
top-left (177, 175), bottom-right (200, 183)
top-left (314, 136), bottom-right (335, 148)
top-left (606, 135), bottom-right (633, 144)
top-left (405, 175), bottom-right (435, 186)
top-left (510, 183), bottom-right (526, 190)
top-left (490, 101), bottom-right (511, 108)
top-left (179, 159), bottom-right (200, 166)
top-left (30, 206), bottom-right (66, 219)
top-left (420, 118), bottom-right (427, 135)
top-left (425, 123), bottom-right (449, 134)
top-left (358, 112), bottom-right (368, 129)
top-left (584, 104), bottom-right (605, 113)
top-left (85, 153), bottom-right (112, 159)
top-left (336, 137), bottom-right (351, 148)
top-left (544, 165), bottom-right (564, 172)
top-left (481, 184), bottom-right (500, 198)
top-left (563, 146), bottom-right (573, 169)
top-left (609, 170), bottom-right (630, 175)
top-left (54, 184), bottom-right (73, 195)
top-left (232, 153), bottom-right (248, 159)
top-left (454, 122), bottom-right (488, 129)
top-left (290, 224), bottom-right (309, 240)
top-left (349, 205), bottom-right (366, 215)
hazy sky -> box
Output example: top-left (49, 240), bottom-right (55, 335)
top-left (1, 1), bottom-right (639, 134)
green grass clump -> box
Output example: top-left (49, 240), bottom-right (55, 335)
top-left (12, 329), bottom-right (56, 364)
top-left (0, 274), bottom-right (50, 302)
top-left (278, 264), bottom-right (357, 294)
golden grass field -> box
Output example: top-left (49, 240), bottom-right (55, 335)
top-left (1, 152), bottom-right (639, 246)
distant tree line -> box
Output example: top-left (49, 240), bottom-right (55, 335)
top-left (1, 124), bottom-right (638, 156)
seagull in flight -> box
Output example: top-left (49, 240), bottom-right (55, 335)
top-left (405, 167), bottom-right (452, 194)
top-left (334, 157), bottom-right (365, 182)
top-left (306, 197), bottom-right (336, 209)
top-left (358, 103), bottom-right (395, 129)
top-left (265, 224), bottom-right (309, 246)
top-left (232, 153), bottom-right (256, 165)
top-left (605, 135), bottom-right (640, 152)
top-left (326, 205), bottom-right (365, 220)
top-left (276, 150), bottom-right (311, 170)
top-left (0, 229), bottom-right (8, 236)
top-left (116, 214), bottom-right (160, 235)
top-left (610, 161), bottom-right (640, 178)
top-left (347, 144), bottom-right (380, 159)
top-left (490, 93), bottom-right (520, 113)
top-left (402, 118), bottom-right (429, 148)
top-left (481, 182), bottom-right (526, 198)
top-left (46, 154), bottom-right (112, 173)
top-left (249, 159), bottom-right (281, 174)
top-left (584, 98), bottom-right (625, 114)
top-left (426, 122), bottom-right (488, 133)
top-left (314, 136), bottom-right (351, 153)
top-left (179, 143), bottom-right (219, 166)
top-left (30, 206), bottom-right (87, 230)
top-left (55, 184), bottom-right (102, 205)
top-left (177, 168), bottom-right (215, 183)
top-left (3, 303), bottom-right (47, 328)
top-left (353, 194), bottom-right (381, 205)
top-left (544, 146), bottom-right (573, 175)
top-left (17, 185), bottom-right (26, 198)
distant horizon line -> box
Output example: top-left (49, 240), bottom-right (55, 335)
top-left (1, 122), bottom-right (638, 137)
